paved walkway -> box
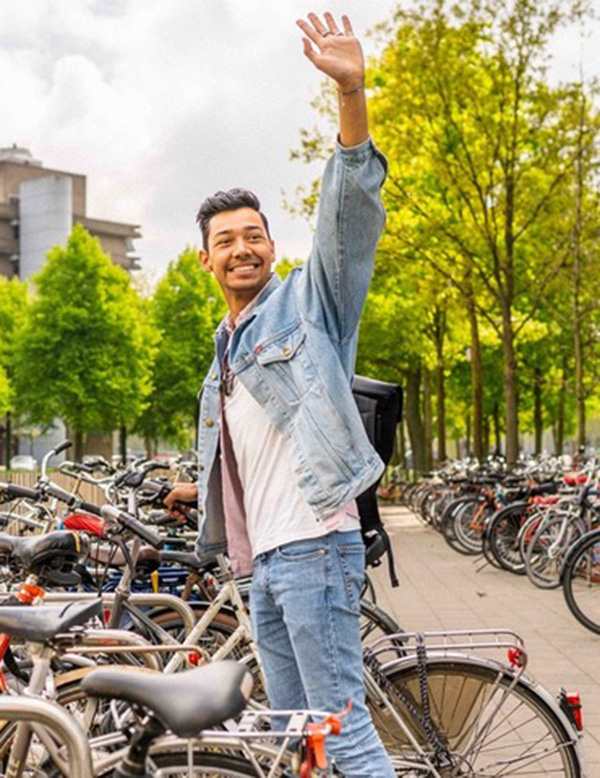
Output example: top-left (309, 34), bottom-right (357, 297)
top-left (370, 506), bottom-right (600, 773)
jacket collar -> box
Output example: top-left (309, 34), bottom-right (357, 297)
top-left (215, 273), bottom-right (281, 339)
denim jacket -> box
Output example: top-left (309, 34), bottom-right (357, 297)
top-left (196, 137), bottom-right (388, 565)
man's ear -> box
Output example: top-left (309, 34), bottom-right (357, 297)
top-left (198, 249), bottom-right (212, 272)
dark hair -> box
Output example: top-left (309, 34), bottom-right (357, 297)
top-left (196, 188), bottom-right (271, 250)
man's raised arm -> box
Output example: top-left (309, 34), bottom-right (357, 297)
top-left (296, 12), bottom-right (368, 148)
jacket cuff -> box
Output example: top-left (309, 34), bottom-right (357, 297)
top-left (335, 135), bottom-right (388, 177)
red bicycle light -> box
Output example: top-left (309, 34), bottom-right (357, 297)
top-left (507, 648), bottom-right (525, 668)
top-left (188, 651), bottom-right (202, 666)
top-left (566, 693), bottom-right (583, 731)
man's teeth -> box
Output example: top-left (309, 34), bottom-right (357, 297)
top-left (234, 264), bottom-right (258, 271)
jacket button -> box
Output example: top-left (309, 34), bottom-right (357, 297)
top-left (205, 418), bottom-right (214, 428)
top-left (282, 346), bottom-right (292, 357)
top-left (211, 372), bottom-right (217, 380)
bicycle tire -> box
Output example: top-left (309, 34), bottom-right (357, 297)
top-left (485, 502), bottom-right (530, 574)
top-left (562, 528), bottom-right (600, 635)
top-left (368, 656), bottom-right (582, 776)
top-left (524, 514), bottom-right (584, 590)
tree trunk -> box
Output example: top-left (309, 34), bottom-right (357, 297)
top-left (74, 430), bottom-right (84, 463)
top-left (573, 90), bottom-right (586, 450)
top-left (4, 412), bottom-right (11, 468)
top-left (556, 356), bottom-right (567, 456)
top-left (465, 412), bottom-right (471, 457)
top-left (423, 368), bottom-right (433, 472)
top-left (119, 425), bottom-right (128, 466)
top-left (405, 366), bottom-right (426, 475)
top-left (500, 306), bottom-right (519, 466)
top-left (533, 367), bottom-right (543, 455)
top-left (483, 416), bottom-right (490, 458)
top-left (433, 307), bottom-right (447, 464)
top-left (493, 402), bottom-right (501, 456)
top-left (466, 294), bottom-right (484, 462)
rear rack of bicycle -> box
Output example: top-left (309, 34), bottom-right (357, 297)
top-left (366, 629), bottom-right (528, 672)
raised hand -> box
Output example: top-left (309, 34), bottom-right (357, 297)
top-left (296, 12), bottom-right (364, 92)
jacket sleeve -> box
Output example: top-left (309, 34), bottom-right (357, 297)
top-left (297, 137), bottom-right (387, 342)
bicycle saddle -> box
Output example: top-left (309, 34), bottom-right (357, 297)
top-left (81, 661), bottom-right (253, 738)
top-left (0, 531), bottom-right (86, 572)
top-left (0, 599), bottom-right (101, 642)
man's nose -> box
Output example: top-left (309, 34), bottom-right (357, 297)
top-left (232, 237), bottom-right (251, 257)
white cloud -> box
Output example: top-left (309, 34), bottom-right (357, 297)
top-left (1, 0), bottom-right (599, 273)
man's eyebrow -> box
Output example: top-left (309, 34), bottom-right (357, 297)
top-left (213, 225), bottom-right (265, 238)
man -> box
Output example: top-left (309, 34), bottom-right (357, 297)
top-left (166, 12), bottom-right (394, 777)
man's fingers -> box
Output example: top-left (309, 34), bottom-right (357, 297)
top-left (307, 12), bottom-right (328, 36)
top-left (297, 19), bottom-right (322, 47)
top-left (302, 37), bottom-right (319, 63)
top-left (324, 11), bottom-right (340, 35)
top-left (342, 15), bottom-right (354, 36)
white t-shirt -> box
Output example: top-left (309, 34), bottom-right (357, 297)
top-left (223, 376), bottom-right (360, 558)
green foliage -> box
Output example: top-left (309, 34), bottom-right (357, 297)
top-left (133, 248), bottom-right (226, 448)
top-left (13, 224), bottom-right (155, 435)
top-left (0, 276), bottom-right (28, 414)
top-left (288, 0), bottom-right (600, 457)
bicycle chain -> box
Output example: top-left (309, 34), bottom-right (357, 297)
top-left (363, 637), bottom-right (454, 771)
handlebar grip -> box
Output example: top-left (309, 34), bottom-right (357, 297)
top-left (150, 513), bottom-right (179, 527)
top-left (45, 482), bottom-right (76, 506)
top-left (78, 501), bottom-right (102, 517)
top-left (100, 505), bottom-right (164, 549)
top-left (3, 484), bottom-right (40, 501)
top-left (54, 440), bottom-right (73, 456)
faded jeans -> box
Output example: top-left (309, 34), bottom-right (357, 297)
top-left (249, 530), bottom-right (395, 778)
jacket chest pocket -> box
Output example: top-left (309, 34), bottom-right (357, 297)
top-left (254, 327), bottom-right (316, 404)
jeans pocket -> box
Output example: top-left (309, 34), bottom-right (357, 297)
top-left (276, 541), bottom-right (327, 562)
top-left (337, 543), bottom-right (366, 613)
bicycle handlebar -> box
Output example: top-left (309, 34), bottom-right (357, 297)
top-left (101, 505), bottom-right (164, 549)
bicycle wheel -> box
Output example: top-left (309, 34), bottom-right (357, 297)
top-left (359, 599), bottom-right (406, 654)
top-left (524, 514), bottom-right (584, 590)
top-left (562, 529), bottom-right (600, 634)
top-left (146, 749), bottom-right (259, 776)
top-left (486, 502), bottom-right (530, 574)
top-left (368, 657), bottom-right (581, 776)
top-left (441, 497), bottom-right (482, 555)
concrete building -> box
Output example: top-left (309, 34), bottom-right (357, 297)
top-left (0, 144), bottom-right (140, 280)
top-left (0, 145), bottom-right (141, 466)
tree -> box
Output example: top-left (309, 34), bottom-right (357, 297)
top-left (13, 224), bottom-right (155, 460)
top-left (0, 277), bottom-right (28, 464)
top-left (134, 248), bottom-right (226, 453)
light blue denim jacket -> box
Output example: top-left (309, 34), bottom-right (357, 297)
top-left (196, 137), bottom-right (388, 567)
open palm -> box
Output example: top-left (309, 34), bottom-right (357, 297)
top-left (297, 12), bottom-right (364, 91)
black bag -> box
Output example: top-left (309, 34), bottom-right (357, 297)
top-left (352, 375), bottom-right (403, 587)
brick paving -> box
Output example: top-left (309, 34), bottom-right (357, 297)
top-left (370, 506), bottom-right (600, 774)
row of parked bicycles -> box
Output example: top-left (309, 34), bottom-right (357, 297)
top-left (0, 442), bottom-right (587, 776)
top-left (399, 455), bottom-right (600, 637)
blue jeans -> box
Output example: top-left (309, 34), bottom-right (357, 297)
top-left (249, 530), bottom-right (395, 778)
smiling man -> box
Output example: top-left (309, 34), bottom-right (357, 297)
top-left (165, 12), bottom-right (393, 776)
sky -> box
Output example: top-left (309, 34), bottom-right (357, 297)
top-left (1, 0), bottom-right (600, 282)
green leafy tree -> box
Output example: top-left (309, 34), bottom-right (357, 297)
top-left (134, 248), bottom-right (226, 453)
top-left (0, 277), bottom-right (29, 462)
top-left (13, 224), bottom-right (155, 460)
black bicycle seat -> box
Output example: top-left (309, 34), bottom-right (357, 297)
top-left (0, 599), bottom-right (102, 642)
top-left (0, 531), bottom-right (84, 571)
top-left (81, 661), bottom-right (253, 738)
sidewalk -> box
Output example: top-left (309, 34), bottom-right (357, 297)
top-left (371, 506), bottom-right (600, 772)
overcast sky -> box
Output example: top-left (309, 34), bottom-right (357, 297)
top-left (1, 0), bottom-right (600, 282)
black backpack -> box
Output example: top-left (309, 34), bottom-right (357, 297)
top-left (352, 375), bottom-right (403, 587)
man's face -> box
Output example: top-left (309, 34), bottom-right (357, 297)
top-left (199, 207), bottom-right (275, 307)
